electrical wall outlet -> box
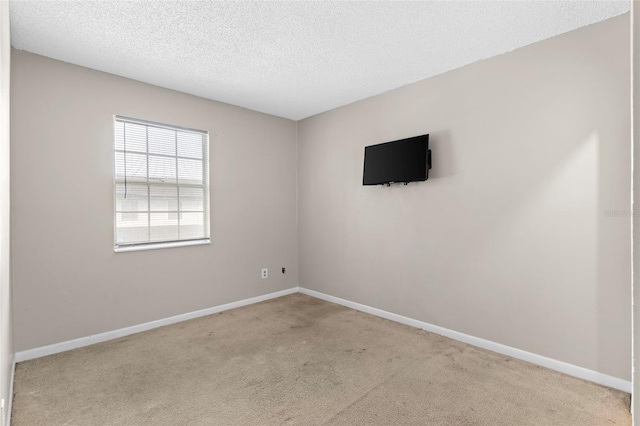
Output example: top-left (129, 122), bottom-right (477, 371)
top-left (1, 398), bottom-right (5, 426)
top-left (261, 268), bottom-right (268, 279)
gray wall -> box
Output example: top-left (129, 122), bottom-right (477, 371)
top-left (0, 2), bottom-right (13, 425)
top-left (298, 15), bottom-right (631, 381)
top-left (11, 50), bottom-right (299, 351)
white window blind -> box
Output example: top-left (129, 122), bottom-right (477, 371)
top-left (114, 116), bottom-right (210, 251)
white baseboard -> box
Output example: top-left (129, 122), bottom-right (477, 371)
top-left (15, 288), bottom-right (298, 363)
top-left (6, 355), bottom-right (14, 426)
top-left (13, 286), bottom-right (631, 395)
top-left (298, 287), bottom-right (632, 393)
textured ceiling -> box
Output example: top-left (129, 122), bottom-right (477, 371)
top-left (9, 1), bottom-right (630, 120)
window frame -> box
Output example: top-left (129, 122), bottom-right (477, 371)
top-left (113, 115), bottom-right (211, 252)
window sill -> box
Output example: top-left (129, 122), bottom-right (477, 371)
top-left (114, 239), bottom-right (211, 253)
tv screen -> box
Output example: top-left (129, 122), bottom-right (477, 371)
top-left (363, 134), bottom-right (430, 186)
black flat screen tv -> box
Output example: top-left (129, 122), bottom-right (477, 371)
top-left (363, 134), bottom-right (430, 186)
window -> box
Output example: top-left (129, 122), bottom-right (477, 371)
top-left (114, 116), bottom-right (210, 251)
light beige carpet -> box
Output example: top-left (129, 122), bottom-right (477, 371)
top-left (12, 293), bottom-right (630, 425)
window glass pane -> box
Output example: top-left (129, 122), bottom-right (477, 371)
top-left (115, 152), bottom-right (147, 182)
top-left (150, 213), bottom-right (179, 241)
top-left (178, 158), bottom-right (203, 185)
top-left (115, 121), bottom-right (125, 151)
top-left (120, 122), bottom-right (147, 152)
top-left (177, 132), bottom-right (203, 159)
top-left (148, 126), bottom-right (176, 156)
top-left (150, 185), bottom-right (178, 211)
top-left (180, 212), bottom-right (205, 239)
top-left (116, 212), bottom-right (149, 244)
top-left (179, 186), bottom-right (204, 211)
top-left (115, 183), bottom-right (148, 212)
top-left (149, 155), bottom-right (176, 183)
